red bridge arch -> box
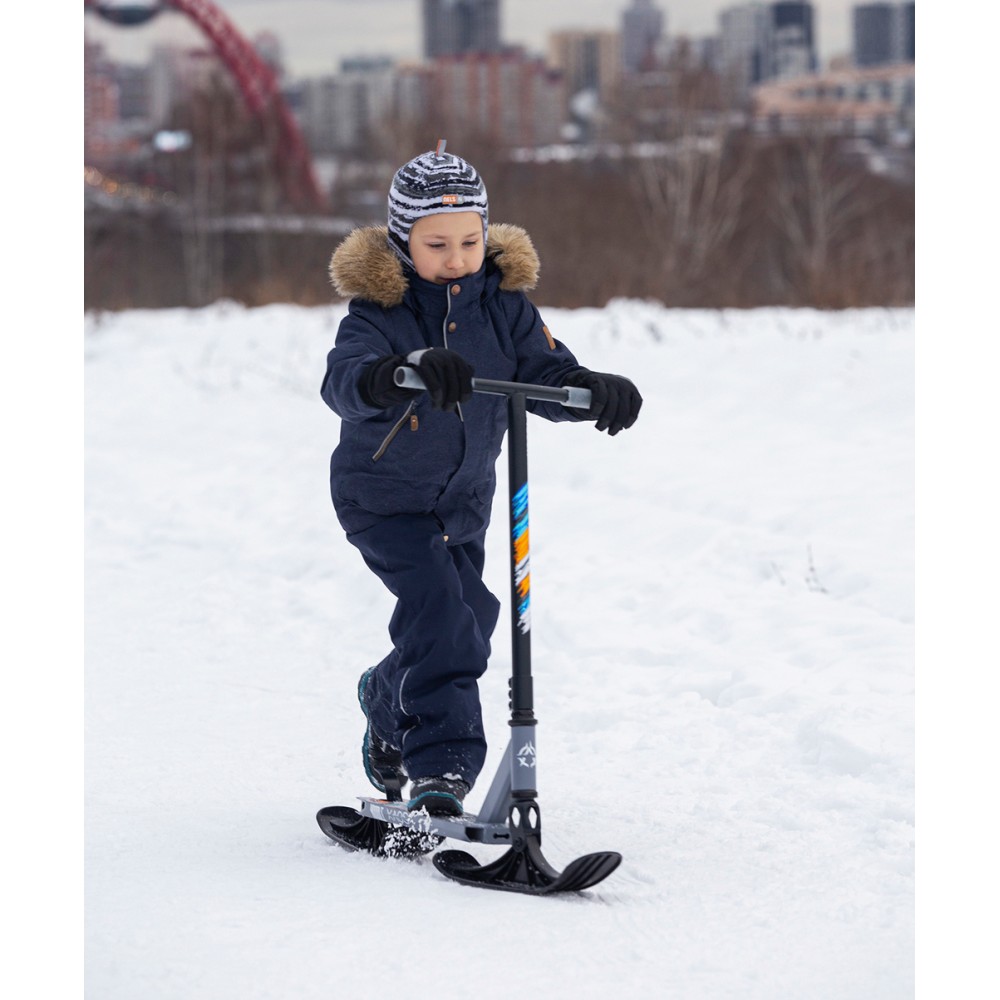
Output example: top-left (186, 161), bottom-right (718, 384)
top-left (85, 0), bottom-right (326, 211)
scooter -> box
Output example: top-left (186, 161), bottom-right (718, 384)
top-left (317, 371), bottom-right (622, 895)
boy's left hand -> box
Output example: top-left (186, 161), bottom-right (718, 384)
top-left (562, 369), bottom-right (643, 436)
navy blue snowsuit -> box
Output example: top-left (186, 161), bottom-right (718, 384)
top-left (320, 224), bottom-right (583, 787)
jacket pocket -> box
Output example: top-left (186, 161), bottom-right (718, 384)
top-left (372, 400), bottom-right (417, 461)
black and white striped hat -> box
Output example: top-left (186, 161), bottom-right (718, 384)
top-left (387, 141), bottom-right (488, 268)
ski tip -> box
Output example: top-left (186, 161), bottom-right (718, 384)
top-left (551, 851), bottom-right (622, 893)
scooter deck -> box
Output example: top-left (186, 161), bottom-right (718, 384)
top-left (357, 796), bottom-right (513, 845)
top-left (316, 805), bottom-right (442, 858)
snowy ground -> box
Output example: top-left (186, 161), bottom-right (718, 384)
top-left (83, 300), bottom-right (914, 998)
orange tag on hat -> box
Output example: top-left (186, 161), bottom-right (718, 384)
top-left (441, 194), bottom-right (460, 205)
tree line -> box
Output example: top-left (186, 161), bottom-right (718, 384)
top-left (84, 78), bottom-right (913, 312)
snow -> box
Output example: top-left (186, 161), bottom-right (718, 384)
top-left (83, 300), bottom-right (914, 998)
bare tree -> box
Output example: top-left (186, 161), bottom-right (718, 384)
top-left (604, 47), bottom-right (756, 305)
top-left (634, 134), bottom-right (753, 300)
top-left (765, 131), bottom-right (867, 305)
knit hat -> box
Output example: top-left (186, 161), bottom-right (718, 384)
top-left (387, 141), bottom-right (489, 268)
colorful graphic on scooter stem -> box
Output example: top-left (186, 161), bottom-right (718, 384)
top-left (512, 482), bottom-right (530, 633)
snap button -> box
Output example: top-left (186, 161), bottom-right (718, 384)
top-left (451, 284), bottom-right (461, 295)
top-left (448, 322), bottom-right (457, 333)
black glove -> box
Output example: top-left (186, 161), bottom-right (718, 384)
top-left (408, 348), bottom-right (474, 413)
top-left (359, 354), bottom-right (421, 409)
top-left (562, 369), bottom-right (642, 436)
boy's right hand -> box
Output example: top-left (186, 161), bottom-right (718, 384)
top-left (405, 348), bottom-right (474, 413)
top-left (359, 354), bottom-right (421, 409)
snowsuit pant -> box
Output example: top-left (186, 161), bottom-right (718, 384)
top-left (347, 513), bottom-right (501, 788)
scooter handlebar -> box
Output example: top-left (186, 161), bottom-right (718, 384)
top-left (393, 366), bottom-right (592, 410)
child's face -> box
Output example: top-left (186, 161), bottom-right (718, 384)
top-left (408, 212), bottom-right (485, 285)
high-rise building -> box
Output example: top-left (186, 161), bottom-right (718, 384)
top-left (548, 30), bottom-right (621, 99)
top-left (147, 44), bottom-right (227, 125)
top-left (113, 63), bottom-right (150, 122)
top-left (718, 3), bottom-right (770, 96)
top-left (423, 0), bottom-right (502, 60)
top-left (899, 3), bottom-right (915, 61)
top-left (621, 0), bottom-right (666, 74)
top-left (423, 0), bottom-right (461, 58)
top-left (853, 3), bottom-right (895, 66)
top-left (429, 50), bottom-right (565, 146)
top-left (298, 57), bottom-right (396, 154)
top-left (393, 64), bottom-right (435, 124)
top-left (85, 41), bottom-right (120, 162)
top-left (768, 1), bottom-right (817, 80)
top-left (853, 3), bottom-right (914, 67)
top-left (253, 30), bottom-right (285, 82)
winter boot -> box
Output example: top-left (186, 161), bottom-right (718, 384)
top-left (406, 775), bottom-right (470, 817)
top-left (358, 668), bottom-right (406, 795)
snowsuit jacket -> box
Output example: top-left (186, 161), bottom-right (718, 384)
top-left (321, 223), bottom-right (584, 544)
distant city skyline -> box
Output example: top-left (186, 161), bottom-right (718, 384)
top-left (84, 0), bottom-right (865, 77)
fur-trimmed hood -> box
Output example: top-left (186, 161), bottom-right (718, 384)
top-left (328, 223), bottom-right (540, 308)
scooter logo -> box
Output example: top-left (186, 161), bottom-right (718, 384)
top-left (516, 741), bottom-right (536, 768)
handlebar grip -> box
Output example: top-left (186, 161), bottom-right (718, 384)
top-left (394, 366), bottom-right (426, 391)
top-left (563, 386), bottom-right (593, 410)
top-left (393, 366), bottom-right (592, 410)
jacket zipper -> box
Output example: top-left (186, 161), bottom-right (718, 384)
top-left (372, 400), bottom-right (417, 461)
top-left (444, 283), bottom-right (464, 423)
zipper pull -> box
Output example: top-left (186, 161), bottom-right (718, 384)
top-left (410, 414), bottom-right (419, 431)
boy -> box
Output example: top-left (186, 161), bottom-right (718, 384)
top-left (321, 145), bottom-right (642, 816)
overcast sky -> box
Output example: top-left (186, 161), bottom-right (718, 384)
top-left (85, 0), bottom-right (861, 77)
